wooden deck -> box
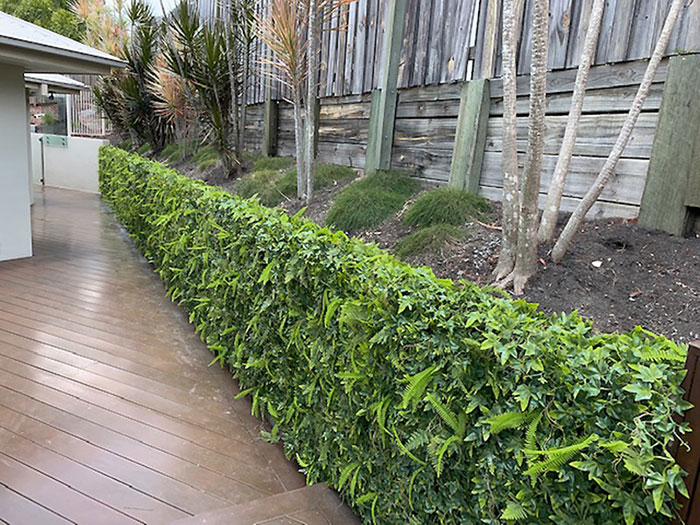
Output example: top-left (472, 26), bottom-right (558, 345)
top-left (0, 187), bottom-right (358, 525)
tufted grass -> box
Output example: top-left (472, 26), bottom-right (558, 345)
top-left (394, 224), bottom-right (467, 258)
top-left (403, 187), bottom-right (490, 228)
top-left (326, 170), bottom-right (419, 232)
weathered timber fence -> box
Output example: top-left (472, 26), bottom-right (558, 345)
top-left (238, 0), bottom-right (700, 220)
top-left (247, 56), bottom-right (682, 218)
top-left (676, 340), bottom-right (700, 523)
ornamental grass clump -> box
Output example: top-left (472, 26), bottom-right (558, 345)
top-left (394, 224), bottom-right (466, 258)
top-left (253, 156), bottom-right (295, 172)
top-left (404, 187), bottom-right (490, 228)
top-left (326, 170), bottom-right (419, 232)
top-left (100, 145), bottom-right (691, 525)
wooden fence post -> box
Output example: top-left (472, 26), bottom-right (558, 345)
top-left (262, 98), bottom-right (278, 157)
top-left (639, 54), bottom-right (700, 235)
top-left (364, 0), bottom-right (407, 174)
top-left (448, 79), bottom-right (491, 193)
top-left (675, 340), bottom-right (700, 523)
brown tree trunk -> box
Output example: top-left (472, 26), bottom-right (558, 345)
top-left (537, 0), bottom-right (604, 244)
top-left (512, 0), bottom-right (548, 295)
top-left (493, 0), bottom-right (520, 281)
top-left (551, 0), bottom-right (684, 263)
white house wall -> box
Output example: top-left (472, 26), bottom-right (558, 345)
top-left (0, 64), bottom-right (32, 262)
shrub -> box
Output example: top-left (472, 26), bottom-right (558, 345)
top-left (404, 187), bottom-right (490, 228)
top-left (99, 146), bottom-right (690, 525)
top-left (326, 170), bottom-right (420, 232)
top-left (253, 155), bottom-right (295, 172)
top-left (394, 225), bottom-right (466, 258)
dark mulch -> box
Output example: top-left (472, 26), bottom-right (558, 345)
top-left (289, 180), bottom-right (700, 343)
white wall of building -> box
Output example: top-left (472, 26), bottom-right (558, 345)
top-left (0, 64), bottom-right (32, 262)
top-left (30, 134), bottom-right (107, 193)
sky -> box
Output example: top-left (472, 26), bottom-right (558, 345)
top-left (143, 0), bottom-right (179, 16)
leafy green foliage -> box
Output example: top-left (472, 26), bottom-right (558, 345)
top-left (0, 0), bottom-right (84, 40)
top-left (100, 146), bottom-right (691, 525)
top-left (326, 170), bottom-right (419, 232)
top-left (394, 225), bottom-right (466, 258)
top-left (403, 188), bottom-right (490, 228)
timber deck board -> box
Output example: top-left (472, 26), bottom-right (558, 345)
top-left (0, 187), bottom-right (356, 525)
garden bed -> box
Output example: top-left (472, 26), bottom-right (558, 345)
top-left (161, 150), bottom-right (699, 342)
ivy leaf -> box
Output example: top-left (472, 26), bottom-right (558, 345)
top-left (622, 383), bottom-right (653, 401)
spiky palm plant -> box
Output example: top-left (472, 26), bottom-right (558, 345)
top-left (93, 0), bottom-right (171, 149)
top-left (165, 2), bottom-right (238, 175)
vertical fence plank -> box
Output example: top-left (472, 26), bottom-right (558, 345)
top-left (452, 0), bottom-right (478, 81)
top-left (343, 2), bottom-right (358, 95)
top-left (547, 0), bottom-right (573, 70)
top-left (397, 0), bottom-right (420, 88)
top-left (363, 0), bottom-right (379, 91)
top-left (517, 0), bottom-right (533, 74)
top-left (449, 79), bottom-right (491, 192)
top-left (627, 0), bottom-right (660, 60)
top-left (412, 0), bottom-right (434, 86)
top-left (565, 0), bottom-right (592, 68)
top-left (336, 5), bottom-right (348, 96)
top-left (353, 0), bottom-right (368, 94)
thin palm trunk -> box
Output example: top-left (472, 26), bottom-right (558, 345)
top-left (493, 0), bottom-right (520, 281)
top-left (537, 0), bottom-right (604, 244)
top-left (293, 87), bottom-right (306, 200)
top-left (511, 0), bottom-right (548, 294)
top-left (304, 0), bottom-right (318, 204)
top-left (224, 1), bottom-right (241, 176)
top-left (239, 39), bottom-right (251, 158)
top-left (551, 0), bottom-right (684, 263)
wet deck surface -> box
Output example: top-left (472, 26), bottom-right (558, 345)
top-left (0, 187), bottom-right (358, 525)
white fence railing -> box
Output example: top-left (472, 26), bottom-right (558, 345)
top-left (70, 89), bottom-right (111, 137)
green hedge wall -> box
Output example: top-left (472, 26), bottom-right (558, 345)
top-left (99, 146), bottom-right (691, 524)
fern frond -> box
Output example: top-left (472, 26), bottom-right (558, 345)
top-left (435, 435), bottom-right (460, 477)
top-left (487, 411), bottom-right (529, 434)
top-left (406, 428), bottom-right (430, 451)
top-left (392, 426), bottom-right (427, 466)
top-left (401, 365), bottom-right (439, 409)
top-left (425, 393), bottom-right (460, 434)
top-left (524, 434), bottom-right (599, 477)
top-left (501, 501), bottom-right (528, 521)
top-left (524, 411), bottom-right (542, 454)
top-left (639, 347), bottom-right (686, 363)
top-left (338, 461), bottom-right (360, 490)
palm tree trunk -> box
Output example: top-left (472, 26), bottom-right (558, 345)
top-left (304, 0), bottom-right (319, 204)
top-left (493, 0), bottom-right (520, 281)
top-left (537, 0), bottom-right (604, 244)
top-left (512, 0), bottom-right (548, 295)
top-left (293, 87), bottom-right (306, 200)
top-left (551, 0), bottom-right (684, 263)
